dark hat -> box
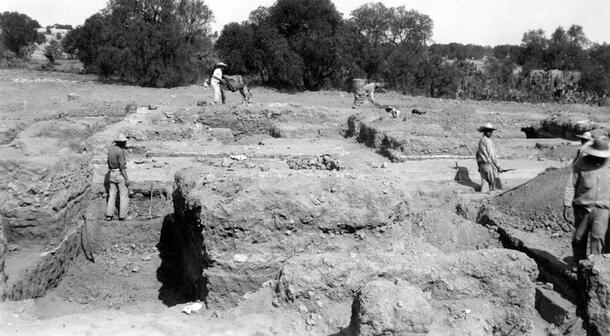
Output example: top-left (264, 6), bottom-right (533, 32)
top-left (583, 138), bottom-right (610, 158)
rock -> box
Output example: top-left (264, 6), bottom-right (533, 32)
top-left (277, 248), bottom-right (538, 334)
top-left (221, 158), bottom-right (233, 167)
top-left (535, 287), bottom-right (576, 327)
top-left (67, 93), bottom-right (79, 101)
top-left (0, 225), bottom-right (7, 299)
top-left (351, 279), bottom-right (433, 335)
top-left (583, 256), bottom-right (610, 336)
top-left (230, 155), bottom-right (248, 161)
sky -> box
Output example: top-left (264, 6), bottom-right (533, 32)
top-left (3, 0), bottom-right (609, 46)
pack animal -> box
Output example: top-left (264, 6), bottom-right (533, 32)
top-left (204, 75), bottom-right (252, 103)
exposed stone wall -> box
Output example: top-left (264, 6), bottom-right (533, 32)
top-left (0, 150), bottom-right (93, 300)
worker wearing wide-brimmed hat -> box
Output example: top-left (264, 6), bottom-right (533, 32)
top-left (211, 62), bottom-right (227, 104)
top-left (573, 131), bottom-right (593, 163)
top-left (564, 138), bottom-right (610, 269)
top-left (476, 123), bottom-right (503, 192)
top-left (105, 133), bottom-right (130, 221)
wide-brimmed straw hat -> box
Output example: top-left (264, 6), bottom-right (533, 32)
top-left (583, 138), bottom-right (610, 158)
top-left (576, 131), bottom-right (593, 140)
top-left (478, 123), bottom-right (496, 132)
top-left (215, 62), bottom-right (227, 67)
top-left (113, 133), bottom-right (128, 142)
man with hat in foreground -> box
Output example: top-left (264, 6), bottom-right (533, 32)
top-left (106, 133), bottom-right (130, 221)
top-left (476, 123), bottom-right (503, 192)
top-left (211, 62), bottom-right (227, 104)
top-left (564, 138), bottom-right (610, 270)
top-left (573, 131), bottom-right (593, 163)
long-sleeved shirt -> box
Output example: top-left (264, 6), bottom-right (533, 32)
top-left (573, 140), bottom-right (593, 163)
top-left (476, 135), bottom-right (499, 168)
top-left (211, 68), bottom-right (223, 84)
top-left (564, 156), bottom-right (610, 208)
top-left (107, 144), bottom-right (127, 170)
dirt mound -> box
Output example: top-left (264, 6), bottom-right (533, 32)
top-left (277, 247), bottom-right (538, 335)
top-left (171, 168), bottom-right (412, 308)
top-left (493, 167), bottom-right (571, 232)
top-left (522, 115), bottom-right (608, 140)
top-left (407, 208), bottom-right (500, 253)
top-left (8, 120), bottom-right (93, 155)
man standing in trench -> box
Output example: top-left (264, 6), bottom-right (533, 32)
top-left (476, 123), bottom-right (503, 192)
top-left (106, 133), bottom-right (130, 221)
top-left (564, 138), bottom-right (610, 271)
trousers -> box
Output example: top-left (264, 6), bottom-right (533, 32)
top-left (105, 169), bottom-right (129, 219)
top-left (212, 81), bottom-right (225, 104)
top-left (478, 163), bottom-right (501, 191)
top-left (572, 205), bottom-right (609, 262)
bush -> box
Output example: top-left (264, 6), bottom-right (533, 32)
top-left (64, 0), bottom-right (214, 87)
top-left (44, 40), bottom-right (63, 64)
top-left (0, 11), bottom-right (41, 56)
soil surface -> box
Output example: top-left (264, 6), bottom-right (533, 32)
top-left (2, 68), bottom-right (609, 335)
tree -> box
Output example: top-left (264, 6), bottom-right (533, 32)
top-left (350, 2), bottom-right (393, 47)
top-left (518, 29), bottom-right (548, 72)
top-left (62, 0), bottom-right (214, 87)
top-left (248, 6), bottom-right (269, 25)
top-left (581, 43), bottom-right (610, 98)
top-left (266, 0), bottom-right (344, 89)
top-left (44, 39), bottom-right (63, 64)
top-left (0, 12), bottom-right (42, 55)
top-left (176, 0), bottom-right (214, 44)
top-left (387, 6), bottom-right (433, 46)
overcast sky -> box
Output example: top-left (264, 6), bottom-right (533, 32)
top-left (4, 0), bottom-right (609, 46)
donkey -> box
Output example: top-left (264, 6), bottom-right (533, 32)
top-left (204, 75), bottom-right (252, 104)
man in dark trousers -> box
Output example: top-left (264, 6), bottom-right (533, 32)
top-left (564, 138), bottom-right (610, 271)
top-left (106, 133), bottom-right (130, 221)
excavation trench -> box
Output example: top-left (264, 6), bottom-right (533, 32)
top-left (1, 104), bottom-right (602, 335)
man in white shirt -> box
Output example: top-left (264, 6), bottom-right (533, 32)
top-left (211, 62), bottom-right (227, 104)
top-left (476, 123), bottom-right (503, 192)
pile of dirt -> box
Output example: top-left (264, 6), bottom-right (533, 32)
top-left (407, 208), bottom-right (501, 253)
top-left (277, 246), bottom-right (538, 335)
top-left (493, 167), bottom-right (571, 232)
top-left (286, 154), bottom-right (342, 171)
top-left (534, 142), bottom-right (578, 162)
top-left (196, 105), bottom-right (273, 137)
top-left (522, 115), bottom-right (608, 140)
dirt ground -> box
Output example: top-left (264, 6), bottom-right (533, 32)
top-left (1, 68), bottom-right (609, 335)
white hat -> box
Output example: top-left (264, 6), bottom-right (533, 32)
top-left (583, 139), bottom-right (610, 158)
top-left (576, 131), bottom-right (593, 140)
top-left (113, 133), bottom-right (128, 142)
top-left (478, 123), bottom-right (496, 132)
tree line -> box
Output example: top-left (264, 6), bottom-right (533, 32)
top-left (1, 1), bottom-right (609, 103)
